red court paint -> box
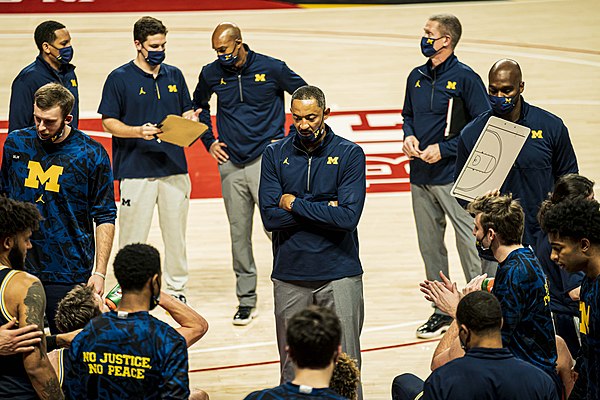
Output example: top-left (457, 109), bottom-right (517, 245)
top-left (0, 0), bottom-right (297, 14)
top-left (0, 108), bottom-right (409, 198)
top-left (188, 338), bottom-right (440, 373)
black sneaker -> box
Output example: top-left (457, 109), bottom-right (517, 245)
top-left (233, 306), bottom-right (258, 326)
top-left (171, 294), bottom-right (187, 304)
top-left (416, 313), bottom-right (453, 339)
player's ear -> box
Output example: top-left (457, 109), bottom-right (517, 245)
top-left (323, 107), bottom-right (331, 121)
top-left (581, 238), bottom-right (591, 253)
top-left (2, 236), bottom-right (13, 251)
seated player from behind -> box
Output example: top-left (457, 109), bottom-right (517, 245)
top-left (244, 306), bottom-right (347, 399)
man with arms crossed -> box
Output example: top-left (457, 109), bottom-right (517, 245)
top-left (259, 85), bottom-right (365, 390)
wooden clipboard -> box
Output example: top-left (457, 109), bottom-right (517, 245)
top-left (156, 115), bottom-right (208, 147)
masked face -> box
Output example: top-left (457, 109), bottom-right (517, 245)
top-left (144, 47), bottom-right (166, 66)
top-left (51, 45), bottom-right (74, 65)
top-left (488, 94), bottom-right (519, 115)
top-left (291, 98), bottom-right (330, 148)
top-left (473, 214), bottom-right (496, 259)
top-left (420, 20), bottom-right (448, 58)
top-left (215, 39), bottom-right (241, 68)
top-left (420, 36), bottom-right (445, 58)
top-left (137, 34), bottom-right (167, 67)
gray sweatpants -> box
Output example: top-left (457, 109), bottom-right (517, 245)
top-left (411, 183), bottom-right (481, 285)
top-left (219, 156), bottom-right (271, 308)
top-left (273, 276), bottom-right (364, 392)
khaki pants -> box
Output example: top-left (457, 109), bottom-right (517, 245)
top-left (118, 174), bottom-right (190, 294)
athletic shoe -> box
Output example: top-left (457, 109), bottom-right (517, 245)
top-left (171, 294), bottom-right (187, 304)
top-left (233, 306), bottom-right (258, 326)
top-left (416, 313), bottom-right (453, 339)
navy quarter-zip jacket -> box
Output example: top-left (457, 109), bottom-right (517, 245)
top-left (402, 54), bottom-right (490, 185)
top-left (456, 99), bottom-right (578, 248)
top-left (259, 126), bottom-right (366, 281)
top-left (193, 45), bottom-right (306, 165)
top-left (9, 55), bottom-right (79, 132)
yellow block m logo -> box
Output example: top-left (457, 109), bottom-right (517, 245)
top-left (327, 157), bottom-right (339, 165)
top-left (415, 80), bottom-right (421, 88)
top-left (255, 74), bottom-right (266, 82)
top-left (24, 161), bottom-right (64, 193)
top-left (531, 130), bottom-right (543, 139)
top-left (446, 81), bottom-right (457, 90)
top-left (580, 302), bottom-right (590, 335)
top-left (168, 85), bottom-right (178, 93)
top-left (71, 79), bottom-right (77, 87)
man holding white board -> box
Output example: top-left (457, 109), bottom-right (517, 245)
top-left (455, 59), bottom-right (578, 264)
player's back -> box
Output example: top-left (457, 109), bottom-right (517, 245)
top-left (63, 310), bottom-right (189, 399)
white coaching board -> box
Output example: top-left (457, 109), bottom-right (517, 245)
top-left (451, 116), bottom-right (531, 202)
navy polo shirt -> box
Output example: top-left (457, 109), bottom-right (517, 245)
top-left (98, 61), bottom-right (193, 179)
top-left (423, 348), bottom-right (558, 399)
top-left (9, 55), bottom-right (79, 132)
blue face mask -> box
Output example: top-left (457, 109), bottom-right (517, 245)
top-left (51, 45), bottom-right (74, 64)
top-left (298, 124), bottom-right (326, 146)
top-left (218, 48), bottom-right (238, 67)
top-left (420, 36), bottom-right (444, 57)
top-left (145, 48), bottom-right (166, 66)
top-left (489, 94), bottom-right (518, 115)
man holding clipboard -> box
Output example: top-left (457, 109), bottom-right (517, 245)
top-left (98, 16), bottom-right (197, 303)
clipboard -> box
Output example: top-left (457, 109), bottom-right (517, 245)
top-left (451, 116), bottom-right (531, 202)
top-left (156, 115), bottom-right (208, 147)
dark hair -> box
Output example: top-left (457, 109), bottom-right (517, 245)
top-left (330, 352), bottom-right (360, 400)
top-left (55, 285), bottom-right (102, 333)
top-left (429, 14), bottom-right (462, 48)
top-left (540, 198), bottom-right (600, 245)
top-left (286, 306), bottom-right (341, 369)
top-left (456, 291), bottom-right (502, 334)
top-left (467, 194), bottom-right (524, 245)
top-left (34, 83), bottom-right (75, 119)
top-left (538, 174), bottom-right (594, 224)
top-left (114, 243), bottom-right (161, 292)
top-left (0, 196), bottom-right (41, 242)
top-left (34, 20), bottom-right (66, 52)
top-left (291, 85), bottom-right (326, 110)
top-left (134, 16), bottom-right (168, 43)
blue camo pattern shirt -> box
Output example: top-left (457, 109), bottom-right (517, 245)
top-left (0, 127), bottom-right (116, 284)
top-left (492, 247), bottom-right (557, 374)
top-left (402, 54), bottom-right (490, 185)
top-left (244, 383), bottom-right (348, 399)
top-left (64, 311), bottom-right (189, 400)
top-left (573, 275), bottom-right (600, 399)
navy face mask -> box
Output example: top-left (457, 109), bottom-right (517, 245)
top-left (489, 94), bottom-right (519, 115)
top-left (420, 36), bottom-right (444, 57)
top-left (51, 45), bottom-right (74, 64)
top-left (218, 47), bottom-right (239, 67)
top-left (144, 47), bottom-right (166, 66)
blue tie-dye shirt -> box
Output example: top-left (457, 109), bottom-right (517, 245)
top-left (64, 311), bottom-right (189, 399)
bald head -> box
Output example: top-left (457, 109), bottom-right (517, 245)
top-left (489, 59), bottom-right (522, 85)
top-left (212, 22), bottom-right (242, 43)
